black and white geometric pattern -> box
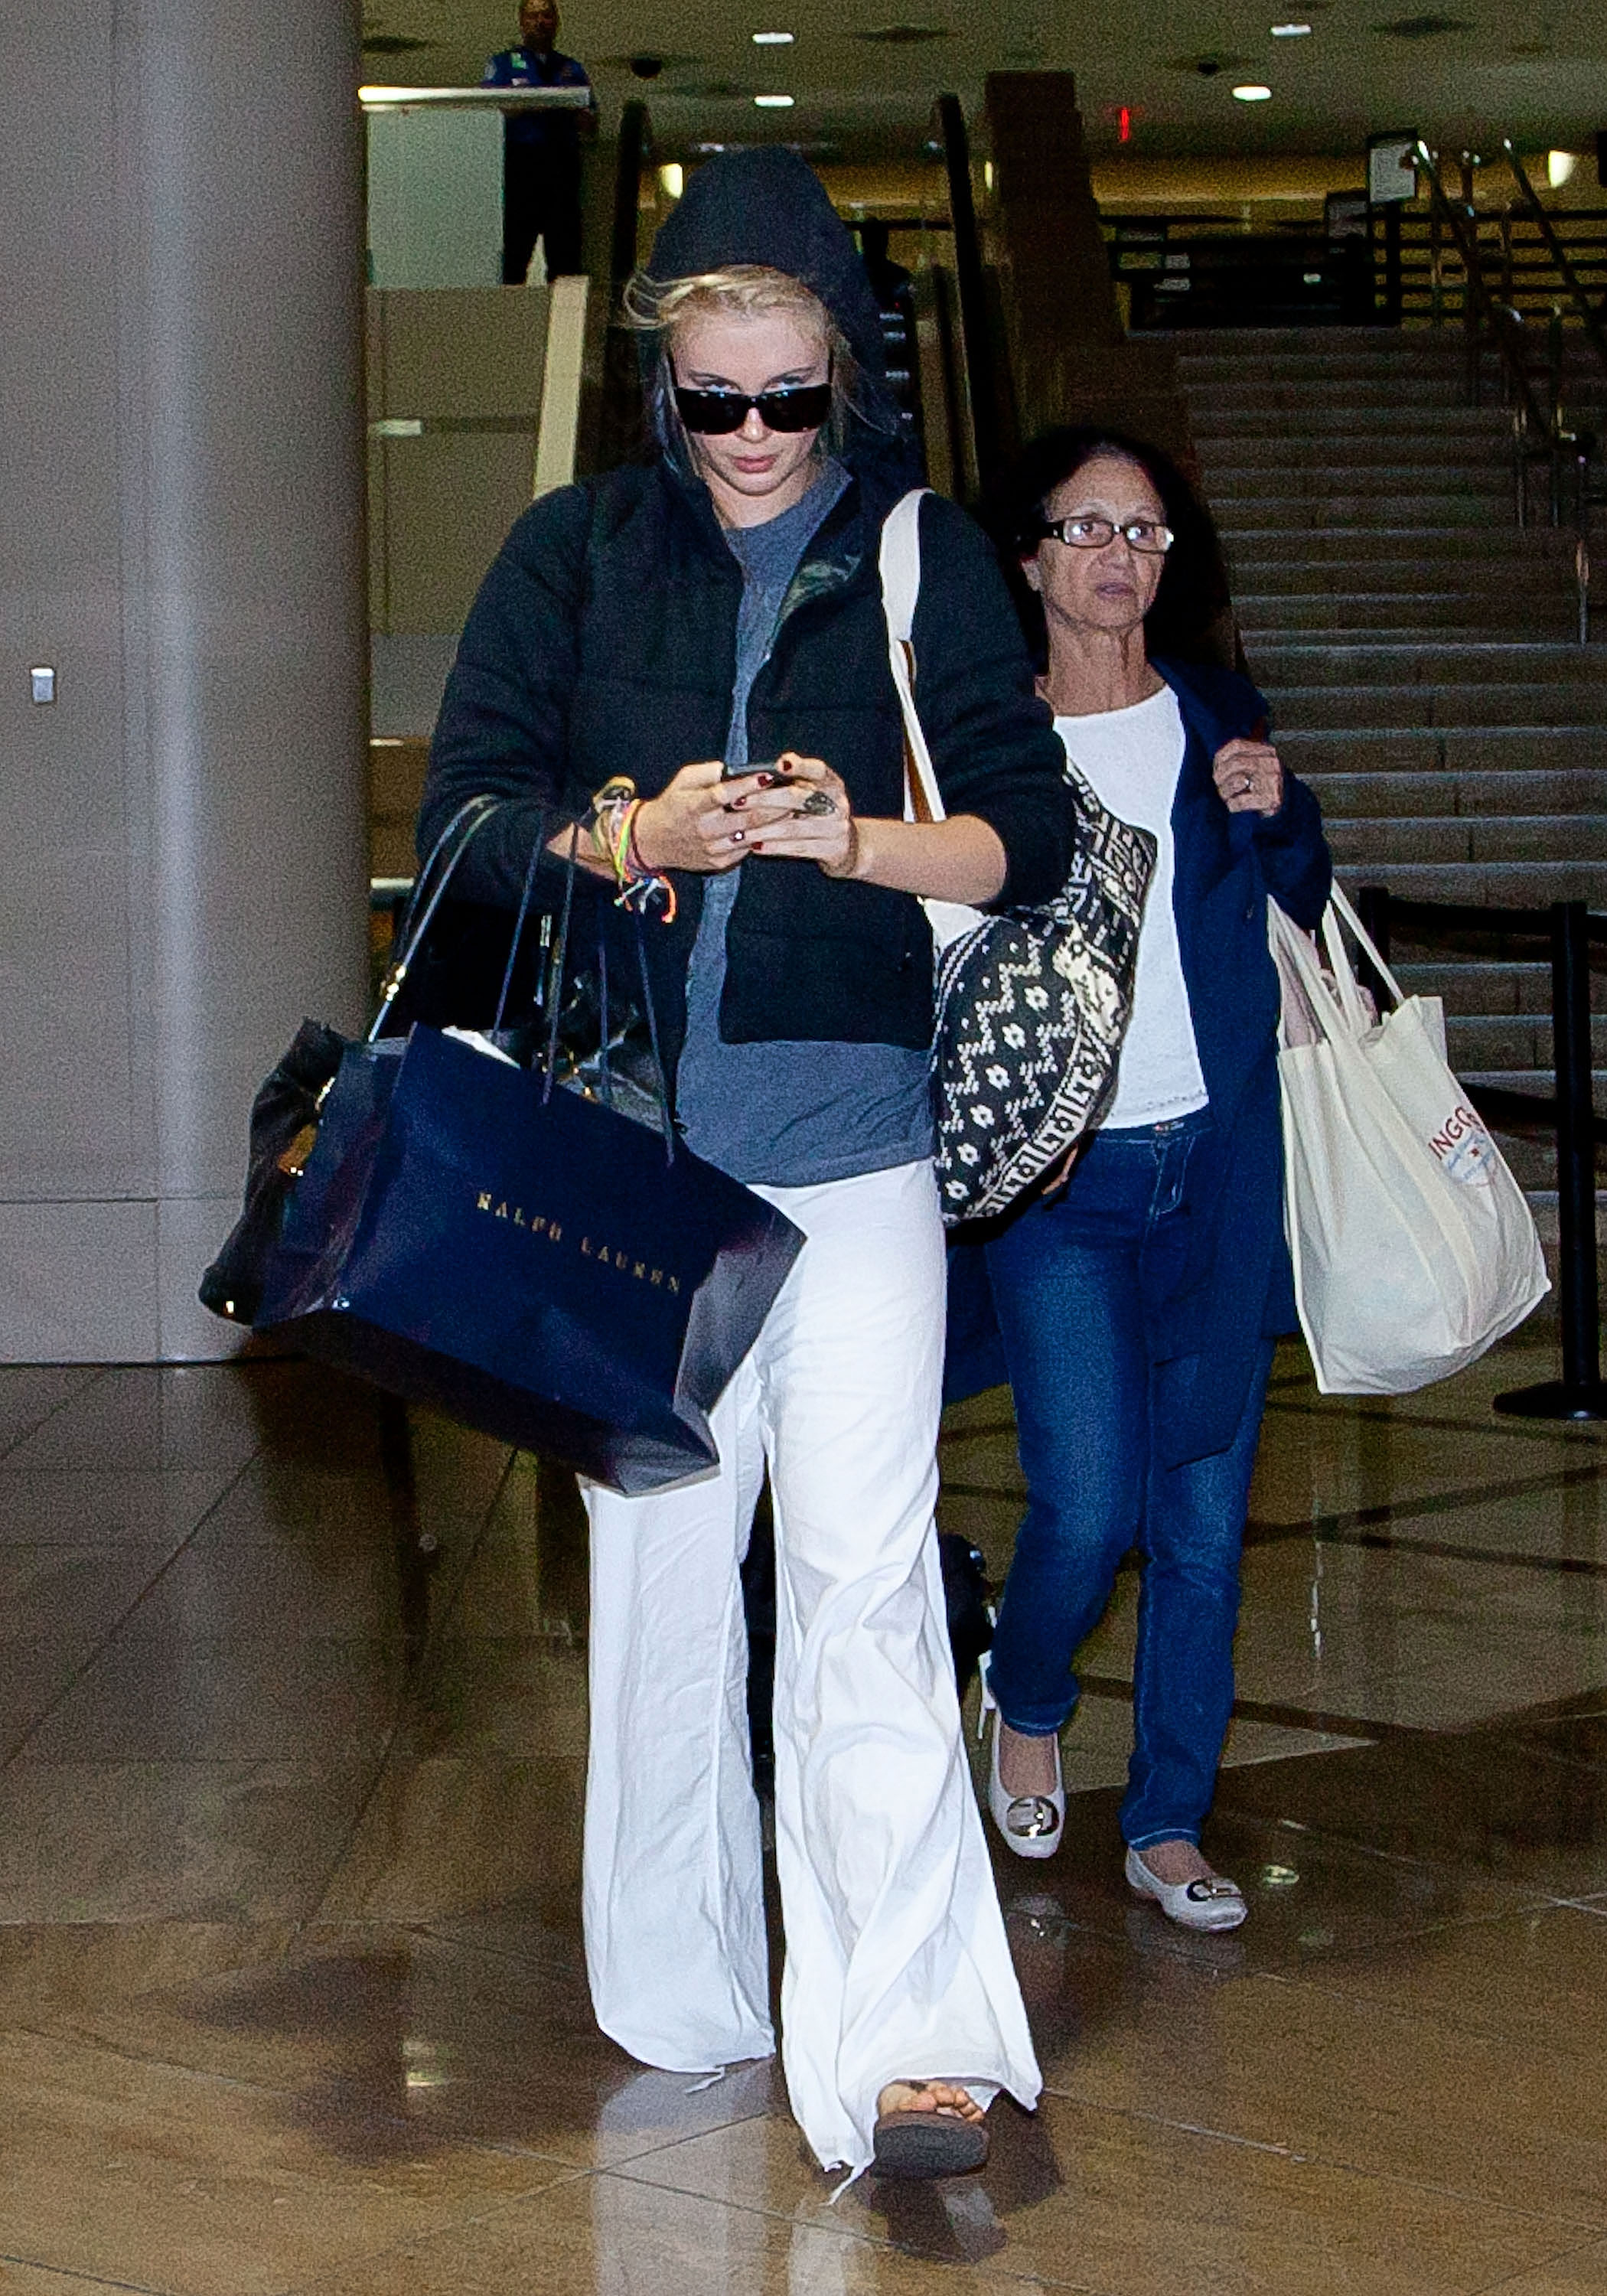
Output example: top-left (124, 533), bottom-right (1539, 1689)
top-left (931, 768), bottom-right (1156, 1225)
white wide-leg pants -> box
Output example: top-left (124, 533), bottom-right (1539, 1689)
top-left (581, 1157), bottom-right (1041, 2174)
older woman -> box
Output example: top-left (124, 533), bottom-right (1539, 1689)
top-left (960, 427), bottom-right (1331, 1926)
top-left (420, 152), bottom-right (1072, 2178)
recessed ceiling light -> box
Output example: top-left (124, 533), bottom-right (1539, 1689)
top-left (754, 92), bottom-right (795, 105)
top-left (1232, 81), bottom-right (1274, 97)
top-left (1270, 19), bottom-right (1312, 31)
top-left (751, 29), bottom-right (795, 41)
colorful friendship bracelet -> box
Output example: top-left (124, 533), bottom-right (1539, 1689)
top-left (587, 778), bottom-right (677, 924)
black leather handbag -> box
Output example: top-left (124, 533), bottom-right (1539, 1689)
top-left (199, 796), bottom-right (504, 1325)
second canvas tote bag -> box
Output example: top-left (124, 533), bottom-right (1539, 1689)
top-left (1269, 885), bottom-right (1548, 1394)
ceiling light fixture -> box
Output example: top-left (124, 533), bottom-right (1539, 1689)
top-left (751, 29), bottom-right (795, 41)
top-left (754, 92), bottom-right (795, 105)
top-left (1270, 19), bottom-right (1312, 31)
top-left (1232, 81), bottom-right (1273, 97)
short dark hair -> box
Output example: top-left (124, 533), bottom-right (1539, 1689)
top-left (985, 425), bottom-right (1230, 668)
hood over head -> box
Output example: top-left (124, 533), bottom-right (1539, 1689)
top-left (643, 147), bottom-right (917, 487)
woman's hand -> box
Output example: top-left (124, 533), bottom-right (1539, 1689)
top-left (1213, 737), bottom-right (1284, 817)
top-left (732, 754), bottom-right (859, 877)
top-left (677, 748), bottom-right (1009, 903)
top-left (631, 758), bottom-right (802, 876)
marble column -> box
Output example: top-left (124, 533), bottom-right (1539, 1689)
top-left (0, 0), bottom-right (370, 1358)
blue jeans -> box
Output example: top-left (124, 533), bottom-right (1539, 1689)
top-left (983, 1110), bottom-right (1273, 1849)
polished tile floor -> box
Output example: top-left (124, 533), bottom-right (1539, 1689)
top-left (5, 1339), bottom-right (1607, 2293)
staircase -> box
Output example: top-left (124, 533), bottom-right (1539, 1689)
top-left (1172, 325), bottom-right (1607, 1256)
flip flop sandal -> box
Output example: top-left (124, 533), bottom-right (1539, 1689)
top-left (871, 2095), bottom-right (990, 2180)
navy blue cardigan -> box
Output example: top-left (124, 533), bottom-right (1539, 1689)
top-left (947, 656), bottom-right (1332, 1469)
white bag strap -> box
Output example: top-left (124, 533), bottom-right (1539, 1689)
top-left (878, 488), bottom-right (945, 826)
top-left (1270, 887), bottom-right (1410, 1052)
top-left (1326, 882), bottom-right (1408, 1012)
top-left (1319, 907), bottom-right (1375, 1039)
top-left (1269, 899), bottom-right (1364, 1052)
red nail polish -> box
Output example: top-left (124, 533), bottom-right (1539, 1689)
top-left (732, 795), bottom-right (747, 809)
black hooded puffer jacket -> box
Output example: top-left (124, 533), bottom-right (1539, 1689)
top-left (421, 148), bottom-right (1074, 1080)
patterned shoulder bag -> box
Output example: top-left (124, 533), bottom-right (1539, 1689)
top-left (880, 489), bottom-right (1156, 1225)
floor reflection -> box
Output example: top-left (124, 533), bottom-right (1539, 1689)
top-left (3, 1339), bottom-right (1607, 2291)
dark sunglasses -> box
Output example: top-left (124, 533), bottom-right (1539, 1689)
top-left (671, 368), bottom-right (833, 436)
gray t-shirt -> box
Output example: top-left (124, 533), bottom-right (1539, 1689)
top-left (675, 466), bottom-right (935, 1186)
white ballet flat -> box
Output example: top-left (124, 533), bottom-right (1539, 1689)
top-left (978, 1656), bottom-right (1065, 1861)
top-left (1125, 1845), bottom-right (1247, 1932)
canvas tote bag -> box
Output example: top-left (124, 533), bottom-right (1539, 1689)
top-left (1268, 884), bottom-right (1548, 1393)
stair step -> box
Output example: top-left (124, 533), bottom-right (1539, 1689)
top-left (1175, 322), bottom-right (1463, 348)
top-left (1465, 1068), bottom-right (1607, 1117)
top-left (1239, 588), bottom-right (1566, 616)
top-left (1445, 1013), bottom-right (1607, 1066)
top-left (1332, 858), bottom-right (1607, 902)
top-left (1201, 458), bottom-right (1514, 491)
top-left (1390, 959), bottom-right (1552, 1016)
top-left (1304, 769), bottom-right (1607, 817)
top-left (1234, 575), bottom-right (1572, 608)
top-left (1249, 641), bottom-right (1607, 684)
top-left (1243, 608), bottom-right (1572, 638)
top-left (1276, 728), bottom-right (1607, 771)
top-left (1218, 491), bottom-right (1527, 524)
top-left (1195, 409), bottom-right (1513, 442)
top-left (1261, 687), bottom-right (1607, 729)
top-left (1223, 530), bottom-right (1577, 566)
top-left (1325, 815), bottom-right (1607, 865)
top-left (1188, 384), bottom-right (1494, 414)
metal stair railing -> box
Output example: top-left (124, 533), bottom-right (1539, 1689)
top-left (1413, 142), bottom-right (1597, 644)
top-left (1499, 141), bottom-right (1607, 379)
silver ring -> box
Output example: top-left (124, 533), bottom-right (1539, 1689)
top-left (800, 790), bottom-right (836, 817)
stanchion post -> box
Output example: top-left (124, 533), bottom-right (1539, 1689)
top-left (1555, 899), bottom-right (1602, 1394)
top-left (1494, 899), bottom-right (1607, 1418)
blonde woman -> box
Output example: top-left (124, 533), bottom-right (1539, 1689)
top-left (422, 149), bottom-right (1072, 2180)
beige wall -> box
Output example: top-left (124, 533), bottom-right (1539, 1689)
top-left (368, 287), bottom-right (553, 637)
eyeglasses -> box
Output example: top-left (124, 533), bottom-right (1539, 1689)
top-left (1038, 515), bottom-right (1174, 555)
top-left (671, 370), bottom-right (833, 436)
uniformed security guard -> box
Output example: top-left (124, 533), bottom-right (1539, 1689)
top-left (482, 0), bottom-right (595, 284)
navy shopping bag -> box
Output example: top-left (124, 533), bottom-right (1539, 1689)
top-left (253, 1025), bottom-right (804, 1495)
